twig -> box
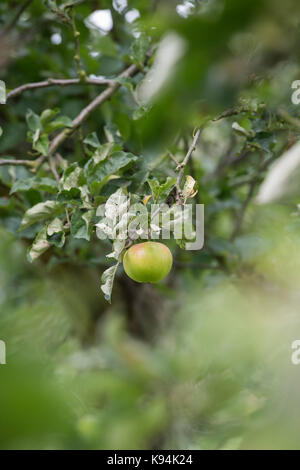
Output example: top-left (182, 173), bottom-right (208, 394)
top-left (7, 77), bottom-right (113, 99)
top-left (230, 155), bottom-right (276, 241)
top-left (279, 108), bottom-right (300, 130)
top-left (2, 0), bottom-right (33, 34)
top-left (230, 178), bottom-right (257, 242)
top-left (49, 155), bottom-right (60, 183)
top-left (0, 158), bottom-right (35, 167)
top-left (175, 128), bottom-right (201, 190)
top-left (213, 106), bottom-right (252, 122)
top-left (48, 63), bottom-right (139, 156)
top-left (69, 8), bottom-right (86, 81)
top-left (65, 208), bottom-right (71, 229)
top-left (168, 151), bottom-right (180, 169)
top-left (78, 126), bottom-right (87, 158)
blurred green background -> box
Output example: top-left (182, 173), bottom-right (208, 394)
top-left (1, 0), bottom-right (300, 450)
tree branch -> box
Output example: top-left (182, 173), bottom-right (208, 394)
top-left (279, 108), bottom-right (300, 130)
top-left (0, 158), bottom-right (35, 167)
top-left (230, 178), bottom-right (257, 242)
top-left (213, 105), bottom-right (251, 122)
top-left (7, 77), bottom-right (113, 99)
top-left (48, 63), bottom-right (139, 156)
top-left (49, 155), bottom-right (60, 183)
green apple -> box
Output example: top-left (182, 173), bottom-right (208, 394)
top-left (123, 241), bottom-right (173, 283)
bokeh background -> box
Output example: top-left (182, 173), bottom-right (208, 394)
top-left (1, 0), bottom-right (300, 450)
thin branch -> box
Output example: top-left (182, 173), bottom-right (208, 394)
top-left (64, 208), bottom-right (71, 230)
top-left (213, 105), bottom-right (252, 122)
top-left (0, 158), bottom-right (35, 167)
top-left (49, 155), bottom-right (60, 183)
top-left (2, 0), bottom-right (33, 34)
top-left (168, 151), bottom-right (180, 169)
top-left (7, 77), bottom-right (113, 99)
top-left (69, 8), bottom-right (86, 80)
top-left (230, 155), bottom-right (276, 241)
top-left (175, 128), bottom-right (202, 190)
top-left (78, 126), bottom-right (87, 158)
top-left (230, 178), bottom-right (257, 242)
top-left (48, 63), bottom-right (139, 156)
top-left (279, 108), bottom-right (300, 130)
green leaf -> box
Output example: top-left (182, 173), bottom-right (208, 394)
top-left (131, 33), bottom-right (150, 66)
top-left (40, 108), bottom-right (59, 125)
top-left (95, 35), bottom-right (118, 58)
top-left (85, 151), bottom-right (138, 193)
top-left (35, 177), bottom-right (58, 193)
top-left (83, 132), bottom-right (101, 148)
top-left (92, 143), bottom-right (116, 164)
top-left (26, 109), bottom-right (42, 132)
top-left (57, 187), bottom-right (81, 202)
top-left (10, 179), bottom-right (35, 194)
top-left (252, 132), bottom-right (277, 154)
top-left (100, 262), bottom-right (120, 303)
top-left (61, 164), bottom-right (83, 191)
top-left (70, 209), bottom-right (94, 241)
top-left (148, 177), bottom-right (177, 203)
top-left (10, 177), bottom-right (58, 194)
top-left (44, 116), bottom-right (73, 133)
top-left (133, 104), bottom-right (151, 120)
top-left (33, 133), bottom-right (49, 156)
top-left (27, 226), bottom-right (51, 262)
top-left (115, 77), bottom-right (135, 91)
top-left (20, 201), bottom-right (64, 230)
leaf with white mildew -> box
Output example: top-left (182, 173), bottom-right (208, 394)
top-left (100, 262), bottom-right (120, 303)
top-left (61, 164), bottom-right (83, 191)
top-left (106, 238), bottom-right (126, 260)
top-left (27, 226), bottom-right (50, 262)
top-left (47, 217), bottom-right (65, 248)
top-left (19, 201), bottom-right (64, 231)
top-left (104, 188), bottom-right (130, 223)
